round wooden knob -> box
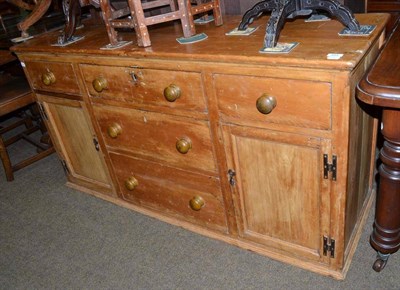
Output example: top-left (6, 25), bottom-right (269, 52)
top-left (163, 84), bottom-right (181, 102)
top-left (189, 196), bottom-right (205, 211)
top-left (125, 176), bottom-right (139, 191)
top-left (41, 72), bottom-right (56, 86)
top-left (256, 94), bottom-right (277, 114)
top-left (176, 137), bottom-right (192, 154)
top-left (107, 123), bottom-right (122, 138)
top-left (92, 77), bottom-right (108, 92)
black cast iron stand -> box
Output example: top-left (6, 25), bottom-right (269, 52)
top-left (238, 0), bottom-right (360, 48)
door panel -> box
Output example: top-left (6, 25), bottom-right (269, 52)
top-left (38, 94), bottom-right (112, 191)
top-left (223, 125), bottom-right (331, 262)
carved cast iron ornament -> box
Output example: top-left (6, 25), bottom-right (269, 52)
top-left (238, 0), bottom-right (361, 48)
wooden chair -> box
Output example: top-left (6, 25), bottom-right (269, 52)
top-left (2, 0), bottom-right (49, 41)
top-left (0, 72), bottom-right (55, 181)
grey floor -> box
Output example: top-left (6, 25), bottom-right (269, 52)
top-left (1, 135), bottom-right (399, 289)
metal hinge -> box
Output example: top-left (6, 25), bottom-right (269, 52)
top-left (37, 102), bottom-right (48, 121)
top-left (323, 236), bottom-right (335, 258)
top-left (93, 137), bottom-right (100, 151)
top-left (323, 154), bottom-right (337, 181)
top-left (228, 169), bottom-right (236, 186)
top-left (60, 159), bottom-right (70, 175)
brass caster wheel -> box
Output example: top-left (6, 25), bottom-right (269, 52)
top-left (372, 259), bottom-right (386, 272)
top-left (372, 252), bottom-right (390, 272)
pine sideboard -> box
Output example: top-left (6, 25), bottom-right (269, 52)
top-left (12, 13), bottom-right (389, 279)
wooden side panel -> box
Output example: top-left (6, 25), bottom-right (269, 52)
top-left (224, 125), bottom-right (331, 262)
top-left (344, 36), bottom-right (382, 252)
top-left (344, 97), bottom-right (375, 248)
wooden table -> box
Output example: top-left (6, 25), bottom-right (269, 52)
top-left (357, 20), bottom-right (400, 272)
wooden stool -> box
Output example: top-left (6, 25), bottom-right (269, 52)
top-left (57, 0), bottom-right (222, 47)
top-left (99, 0), bottom-right (222, 48)
top-left (0, 75), bottom-right (55, 181)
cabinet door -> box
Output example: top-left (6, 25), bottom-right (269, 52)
top-left (37, 94), bottom-right (113, 195)
top-left (223, 125), bottom-right (332, 263)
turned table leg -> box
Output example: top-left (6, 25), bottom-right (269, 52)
top-left (371, 109), bottom-right (400, 272)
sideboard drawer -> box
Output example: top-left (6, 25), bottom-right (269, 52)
top-left (93, 104), bottom-right (217, 175)
top-left (111, 152), bottom-right (227, 232)
top-left (214, 74), bottom-right (332, 130)
top-left (23, 61), bottom-right (80, 95)
top-left (80, 64), bottom-right (207, 114)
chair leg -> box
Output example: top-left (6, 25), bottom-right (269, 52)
top-left (28, 104), bottom-right (47, 133)
top-left (0, 136), bottom-right (14, 181)
top-left (180, 0), bottom-right (196, 38)
top-left (169, 0), bottom-right (177, 11)
top-left (39, 132), bottom-right (52, 146)
top-left (21, 110), bottom-right (34, 129)
top-left (212, 0), bottom-right (223, 26)
top-left (127, 0), bottom-right (152, 47)
top-left (0, 112), bottom-right (55, 181)
top-left (99, 0), bottom-right (121, 46)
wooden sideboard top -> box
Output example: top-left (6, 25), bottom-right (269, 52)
top-left (11, 14), bottom-right (389, 70)
top-left (358, 20), bottom-right (400, 108)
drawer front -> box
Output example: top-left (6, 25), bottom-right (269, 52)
top-left (111, 152), bottom-right (227, 231)
top-left (214, 74), bottom-right (331, 130)
top-left (93, 105), bottom-right (217, 174)
top-left (23, 61), bottom-right (80, 94)
top-left (80, 64), bottom-right (207, 113)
